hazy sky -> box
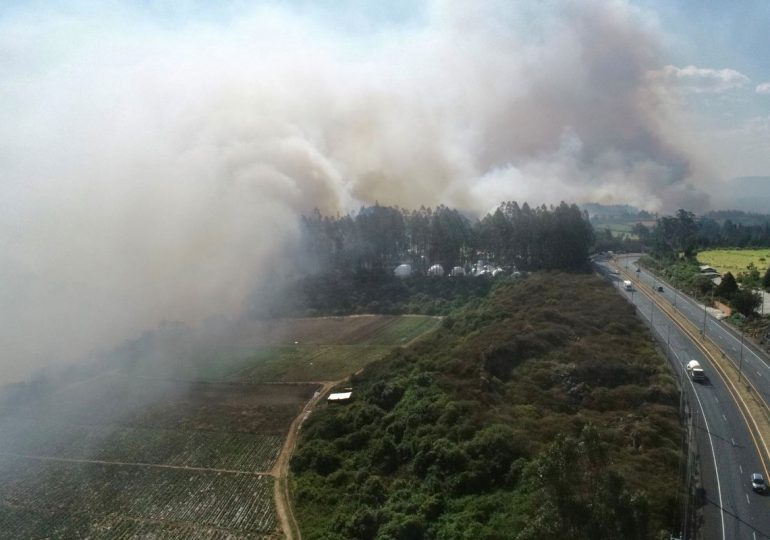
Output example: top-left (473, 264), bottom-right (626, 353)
top-left (1, 0), bottom-right (769, 382)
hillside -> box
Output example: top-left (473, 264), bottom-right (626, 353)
top-left (291, 273), bottom-right (681, 539)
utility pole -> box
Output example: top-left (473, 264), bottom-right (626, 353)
top-left (739, 326), bottom-right (745, 381)
top-left (701, 291), bottom-right (712, 338)
top-left (651, 292), bottom-right (655, 327)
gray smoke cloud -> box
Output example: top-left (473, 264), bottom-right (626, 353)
top-left (0, 0), bottom-right (714, 382)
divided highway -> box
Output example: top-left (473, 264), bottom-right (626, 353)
top-left (596, 256), bottom-right (770, 540)
top-left (624, 256), bottom-right (770, 408)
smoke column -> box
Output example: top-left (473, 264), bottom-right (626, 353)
top-left (0, 0), bottom-right (714, 382)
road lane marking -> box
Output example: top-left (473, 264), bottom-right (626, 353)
top-left (740, 465), bottom-right (743, 474)
top-left (732, 438), bottom-right (736, 446)
top-left (689, 375), bottom-right (727, 540)
top-left (746, 493), bottom-right (750, 504)
top-left (639, 262), bottom-right (769, 373)
top-left (618, 262), bottom-right (770, 482)
top-left (723, 414), bottom-right (728, 421)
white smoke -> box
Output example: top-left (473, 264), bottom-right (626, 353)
top-left (0, 0), bottom-right (715, 381)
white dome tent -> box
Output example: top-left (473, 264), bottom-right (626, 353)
top-left (427, 264), bottom-right (444, 276)
top-left (394, 264), bottom-right (412, 278)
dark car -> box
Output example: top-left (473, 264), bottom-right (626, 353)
top-left (752, 473), bottom-right (766, 493)
top-left (657, 286), bottom-right (664, 292)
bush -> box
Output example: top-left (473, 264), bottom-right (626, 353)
top-left (732, 289), bottom-right (761, 317)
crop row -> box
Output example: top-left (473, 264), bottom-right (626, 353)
top-left (0, 505), bottom-right (275, 539)
top-left (0, 418), bottom-right (282, 471)
top-left (0, 457), bottom-right (277, 534)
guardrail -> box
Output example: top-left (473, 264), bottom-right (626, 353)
top-left (614, 262), bottom-right (770, 479)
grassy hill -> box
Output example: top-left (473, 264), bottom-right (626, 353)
top-left (291, 272), bottom-right (681, 540)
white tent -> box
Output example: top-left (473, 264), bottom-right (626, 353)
top-left (428, 264), bottom-right (444, 276)
top-left (394, 264), bottom-right (412, 278)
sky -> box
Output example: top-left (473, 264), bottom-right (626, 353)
top-left (631, 0), bottom-right (770, 182)
top-left (1, 0), bottom-right (770, 383)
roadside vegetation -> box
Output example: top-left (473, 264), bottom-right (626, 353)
top-left (631, 209), bottom-right (770, 347)
top-left (292, 273), bottom-right (682, 540)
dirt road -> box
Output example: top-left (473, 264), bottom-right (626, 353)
top-left (272, 380), bottom-right (340, 540)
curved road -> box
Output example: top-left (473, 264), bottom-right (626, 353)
top-left (597, 257), bottom-right (770, 540)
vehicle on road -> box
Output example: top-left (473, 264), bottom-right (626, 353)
top-left (686, 360), bottom-right (705, 382)
top-left (623, 280), bottom-right (633, 291)
top-left (752, 473), bottom-right (767, 493)
top-left (656, 285), bottom-right (664, 292)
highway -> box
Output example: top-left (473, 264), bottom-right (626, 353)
top-left (596, 257), bottom-right (770, 540)
top-left (620, 255), bottom-right (770, 408)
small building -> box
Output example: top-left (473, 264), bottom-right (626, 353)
top-left (327, 391), bottom-right (352, 403)
top-left (699, 265), bottom-right (718, 274)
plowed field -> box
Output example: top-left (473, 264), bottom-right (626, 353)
top-left (0, 315), bottom-right (440, 538)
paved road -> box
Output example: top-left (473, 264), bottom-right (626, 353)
top-left (596, 258), bottom-right (770, 540)
top-left (621, 255), bottom-right (770, 408)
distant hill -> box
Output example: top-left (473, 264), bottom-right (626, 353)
top-left (580, 202), bottom-right (640, 219)
top-left (704, 209), bottom-right (770, 226)
top-left (580, 203), bottom-right (656, 226)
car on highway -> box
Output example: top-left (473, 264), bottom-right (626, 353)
top-left (656, 286), bottom-right (664, 292)
top-left (752, 473), bottom-right (767, 493)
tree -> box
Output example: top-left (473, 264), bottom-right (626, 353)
top-left (731, 289), bottom-right (761, 317)
top-left (631, 223), bottom-right (650, 244)
top-left (764, 266), bottom-right (770, 290)
top-left (716, 272), bottom-right (738, 300)
top-left (739, 262), bottom-right (762, 288)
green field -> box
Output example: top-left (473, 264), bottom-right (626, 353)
top-left (698, 248), bottom-right (770, 276)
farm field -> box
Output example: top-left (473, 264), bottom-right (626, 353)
top-left (0, 418), bottom-right (283, 471)
top-left (0, 314), bottom-right (440, 538)
top-left (698, 248), bottom-right (770, 276)
top-left (118, 315), bottom-right (441, 381)
top-left (0, 456), bottom-right (277, 538)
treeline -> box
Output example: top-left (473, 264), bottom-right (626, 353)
top-left (301, 201), bottom-right (593, 273)
top-left (634, 209), bottom-right (770, 256)
top-left (292, 273), bottom-right (682, 539)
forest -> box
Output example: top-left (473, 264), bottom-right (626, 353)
top-left (635, 210), bottom-right (770, 255)
top-left (255, 201), bottom-right (593, 318)
top-left (291, 273), bottom-right (682, 540)
top-left (300, 201), bottom-right (594, 274)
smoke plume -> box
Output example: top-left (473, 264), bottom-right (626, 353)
top-left (0, 0), bottom-right (714, 381)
